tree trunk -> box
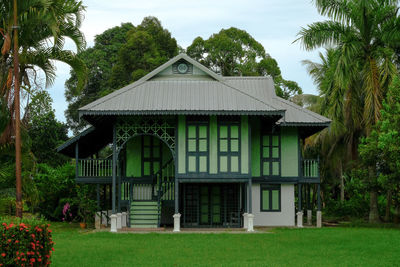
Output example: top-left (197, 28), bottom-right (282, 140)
top-left (340, 161), bottom-right (344, 202)
top-left (384, 190), bottom-right (392, 222)
top-left (369, 191), bottom-right (380, 223)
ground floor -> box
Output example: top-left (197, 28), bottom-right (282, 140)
top-left (95, 180), bottom-right (321, 231)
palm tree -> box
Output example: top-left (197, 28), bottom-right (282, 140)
top-left (0, 0), bottom-right (87, 217)
top-left (295, 0), bottom-right (400, 223)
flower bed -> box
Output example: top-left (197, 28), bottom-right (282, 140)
top-left (0, 218), bottom-right (54, 266)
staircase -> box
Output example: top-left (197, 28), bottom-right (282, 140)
top-left (130, 201), bottom-right (160, 228)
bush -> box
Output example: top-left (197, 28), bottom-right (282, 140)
top-left (0, 217), bottom-right (54, 266)
top-left (0, 198), bottom-right (15, 216)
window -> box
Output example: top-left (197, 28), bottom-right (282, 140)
top-left (141, 136), bottom-right (162, 176)
top-left (187, 122), bottom-right (209, 173)
top-left (261, 130), bottom-right (280, 177)
top-left (260, 185), bottom-right (281, 212)
top-left (218, 122), bottom-right (240, 173)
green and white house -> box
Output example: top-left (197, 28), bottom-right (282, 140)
top-left (58, 54), bottom-right (330, 231)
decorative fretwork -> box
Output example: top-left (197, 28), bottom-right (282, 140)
top-left (116, 118), bottom-right (175, 155)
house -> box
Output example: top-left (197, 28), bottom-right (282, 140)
top-left (57, 54), bottom-right (330, 231)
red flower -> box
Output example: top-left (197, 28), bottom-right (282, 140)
top-left (1, 253), bottom-right (5, 257)
top-left (38, 258), bottom-right (42, 262)
top-left (30, 258), bottom-right (35, 263)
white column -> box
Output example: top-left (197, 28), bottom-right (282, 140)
top-left (117, 213), bottom-right (122, 229)
top-left (307, 210), bottom-right (312, 226)
top-left (121, 212), bottom-right (127, 228)
top-left (173, 213), bottom-right (181, 232)
top-left (247, 214), bottom-right (254, 232)
top-left (297, 211), bottom-right (303, 228)
top-left (317, 211), bottom-right (322, 228)
top-left (110, 214), bottom-right (117, 232)
top-left (95, 212), bottom-right (101, 229)
top-left (243, 213), bottom-right (248, 229)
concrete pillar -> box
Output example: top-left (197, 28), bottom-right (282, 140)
top-left (121, 212), bottom-right (127, 228)
top-left (110, 214), bottom-right (117, 232)
top-left (173, 213), bottom-right (181, 232)
top-left (317, 211), bottom-right (322, 228)
top-left (116, 213), bottom-right (122, 229)
top-left (307, 210), bottom-right (312, 226)
top-left (243, 213), bottom-right (248, 229)
top-left (95, 212), bottom-right (101, 229)
top-left (247, 214), bottom-right (254, 232)
top-left (296, 211), bottom-right (303, 228)
top-left (101, 211), bottom-right (107, 226)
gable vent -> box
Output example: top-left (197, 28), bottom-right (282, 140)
top-left (173, 60), bottom-right (193, 74)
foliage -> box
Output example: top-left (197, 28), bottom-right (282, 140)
top-left (186, 27), bottom-right (302, 99)
top-left (28, 91), bottom-right (69, 167)
top-left (0, 0), bottom-right (87, 144)
top-left (72, 186), bottom-right (97, 223)
top-left (65, 17), bottom-right (178, 133)
top-left (0, 218), bottom-right (53, 266)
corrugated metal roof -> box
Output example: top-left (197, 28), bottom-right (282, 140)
top-left (79, 53), bottom-right (330, 125)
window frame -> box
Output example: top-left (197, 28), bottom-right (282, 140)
top-left (186, 120), bottom-right (209, 174)
top-left (260, 128), bottom-right (281, 177)
top-left (141, 135), bottom-right (162, 177)
top-left (217, 120), bottom-right (241, 174)
top-left (260, 184), bottom-right (281, 212)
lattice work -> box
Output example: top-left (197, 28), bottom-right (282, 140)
top-left (116, 118), bottom-right (175, 155)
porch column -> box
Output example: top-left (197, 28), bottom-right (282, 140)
top-left (173, 179), bottom-right (180, 232)
top-left (75, 142), bottom-right (79, 178)
top-left (297, 183), bottom-right (303, 227)
top-left (306, 184), bottom-right (312, 226)
top-left (111, 124), bottom-right (117, 232)
top-left (247, 179), bottom-right (254, 232)
top-left (317, 184), bottom-right (322, 228)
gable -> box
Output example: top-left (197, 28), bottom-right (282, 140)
top-left (151, 59), bottom-right (214, 81)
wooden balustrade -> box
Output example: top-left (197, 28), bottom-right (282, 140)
top-left (78, 159), bottom-right (112, 177)
top-left (302, 159), bottom-right (319, 178)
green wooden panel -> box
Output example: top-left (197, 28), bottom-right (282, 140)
top-left (251, 118), bottom-right (260, 177)
top-left (126, 137), bottom-right (141, 177)
top-left (220, 125), bottom-right (228, 138)
top-left (153, 146), bottom-right (160, 157)
top-left (263, 162), bottom-right (269, 176)
top-left (209, 116), bottom-right (218, 174)
top-left (231, 139), bottom-right (239, 152)
top-left (241, 115), bottom-right (249, 174)
top-left (199, 126), bottom-right (207, 138)
top-left (281, 127), bottom-right (299, 177)
top-left (199, 139), bottom-right (207, 152)
top-left (272, 162), bottom-right (279, 176)
top-left (220, 156), bottom-right (228, 172)
top-left (153, 162), bottom-right (160, 173)
top-left (188, 125), bottom-right (196, 138)
top-left (231, 156), bottom-right (239, 172)
top-left (263, 147), bottom-right (269, 158)
top-left (272, 135), bottom-right (279, 146)
top-left (143, 162), bottom-right (151, 176)
top-left (231, 125), bottom-right (239, 138)
top-left (272, 189), bottom-right (279, 210)
top-left (144, 135), bottom-right (150, 145)
top-left (178, 115), bottom-right (186, 174)
top-left (263, 135), bottom-right (269, 146)
top-left (219, 139), bottom-right (228, 152)
top-left (144, 147), bottom-right (150, 158)
top-left (272, 147), bottom-right (279, 158)
top-left (188, 139), bottom-right (196, 152)
top-left (188, 156), bottom-right (196, 172)
top-left (262, 190), bottom-right (269, 210)
top-left (199, 156), bottom-right (207, 172)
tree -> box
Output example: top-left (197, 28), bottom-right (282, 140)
top-left (66, 17), bottom-right (178, 133)
top-left (28, 91), bottom-right (69, 167)
top-left (359, 76), bottom-right (400, 222)
top-left (186, 27), bottom-right (302, 99)
top-left (295, 0), bottom-right (400, 223)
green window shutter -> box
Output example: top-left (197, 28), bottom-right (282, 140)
top-left (188, 156), bottom-right (197, 172)
top-left (187, 122), bottom-right (209, 173)
top-left (220, 139), bottom-right (228, 152)
top-left (188, 139), bottom-right (197, 152)
top-left (231, 125), bottom-right (239, 138)
top-left (143, 162), bottom-right (151, 176)
top-left (231, 156), bottom-right (239, 172)
top-left (263, 162), bottom-right (270, 176)
top-left (220, 156), bottom-right (228, 172)
top-left (272, 189), bottom-right (280, 210)
top-left (231, 139), bottom-right (239, 152)
top-left (188, 125), bottom-right (197, 138)
top-left (263, 147), bottom-right (269, 158)
top-left (199, 156), bottom-right (207, 172)
top-left (199, 126), bottom-right (207, 138)
top-left (272, 147), bottom-right (279, 158)
top-left (199, 139), bottom-right (207, 152)
top-left (262, 190), bottom-right (270, 210)
top-left (220, 126), bottom-right (228, 138)
top-left (144, 147), bottom-right (151, 158)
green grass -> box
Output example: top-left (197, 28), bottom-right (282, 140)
top-left (51, 224), bottom-right (400, 267)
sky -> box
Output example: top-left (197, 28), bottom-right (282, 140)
top-left (49, 0), bottom-right (325, 123)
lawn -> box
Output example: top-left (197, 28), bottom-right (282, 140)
top-left (51, 224), bottom-right (400, 267)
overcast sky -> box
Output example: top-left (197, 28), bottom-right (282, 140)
top-left (49, 0), bottom-right (324, 123)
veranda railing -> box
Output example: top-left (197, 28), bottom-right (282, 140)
top-left (302, 159), bottom-right (319, 178)
top-left (78, 159), bottom-right (112, 177)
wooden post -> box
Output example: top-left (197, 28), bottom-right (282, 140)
top-left (174, 180), bottom-right (179, 214)
top-left (112, 124), bottom-right (116, 214)
top-left (96, 184), bottom-right (100, 211)
top-left (75, 143), bottom-right (79, 178)
top-left (298, 183), bottom-right (302, 211)
top-left (248, 178), bottom-right (252, 213)
top-left (317, 184), bottom-right (321, 211)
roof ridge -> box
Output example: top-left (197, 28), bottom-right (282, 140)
top-left (274, 97), bottom-right (330, 122)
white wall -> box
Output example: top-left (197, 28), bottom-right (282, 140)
top-left (252, 184), bottom-right (295, 226)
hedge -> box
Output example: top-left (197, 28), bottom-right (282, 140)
top-left (0, 218), bottom-right (54, 266)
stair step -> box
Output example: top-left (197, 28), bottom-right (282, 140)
top-left (131, 201), bottom-right (158, 206)
top-left (131, 219), bottom-right (158, 224)
top-left (130, 224), bottom-right (158, 228)
top-left (130, 214), bottom-right (158, 220)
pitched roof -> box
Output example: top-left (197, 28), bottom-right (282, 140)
top-left (79, 53), bottom-right (330, 126)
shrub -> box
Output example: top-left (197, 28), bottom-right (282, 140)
top-left (0, 217), bottom-right (54, 266)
